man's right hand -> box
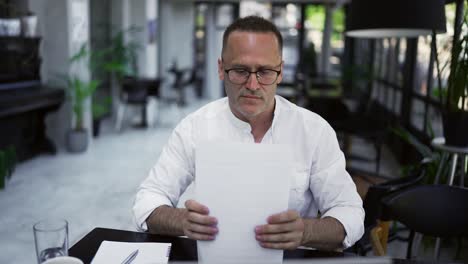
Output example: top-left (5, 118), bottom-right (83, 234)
top-left (183, 199), bottom-right (218, 240)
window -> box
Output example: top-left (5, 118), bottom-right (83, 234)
top-left (272, 3), bottom-right (301, 83)
top-left (348, 2), bottom-right (464, 141)
top-left (305, 5), bottom-right (345, 78)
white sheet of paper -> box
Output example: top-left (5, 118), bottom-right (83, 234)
top-left (91, 240), bottom-right (171, 264)
top-left (195, 142), bottom-right (293, 264)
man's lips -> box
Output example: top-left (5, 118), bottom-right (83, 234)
top-left (241, 95), bottom-right (262, 100)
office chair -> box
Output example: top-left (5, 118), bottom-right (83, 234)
top-left (348, 159), bottom-right (429, 256)
top-left (370, 185), bottom-right (468, 259)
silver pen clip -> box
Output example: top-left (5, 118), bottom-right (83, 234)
top-left (121, 249), bottom-right (139, 264)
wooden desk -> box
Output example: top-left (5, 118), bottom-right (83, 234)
top-left (69, 228), bottom-right (455, 264)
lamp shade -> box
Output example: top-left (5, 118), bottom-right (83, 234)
top-left (346, 0), bottom-right (446, 38)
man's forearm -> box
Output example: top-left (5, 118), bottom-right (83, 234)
top-left (301, 217), bottom-right (345, 251)
top-left (146, 205), bottom-right (188, 236)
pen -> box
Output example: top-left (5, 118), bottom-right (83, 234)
top-left (121, 249), bottom-right (139, 264)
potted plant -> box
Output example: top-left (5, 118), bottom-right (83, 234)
top-left (392, 126), bottom-right (441, 184)
top-left (66, 44), bottom-right (100, 152)
top-left (95, 26), bottom-right (141, 84)
top-left (436, 12), bottom-right (468, 147)
top-left (99, 27), bottom-right (141, 112)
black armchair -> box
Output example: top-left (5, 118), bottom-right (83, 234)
top-left (348, 159), bottom-right (429, 256)
top-left (371, 185), bottom-right (468, 259)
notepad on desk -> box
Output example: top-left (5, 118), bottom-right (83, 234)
top-left (91, 240), bottom-right (171, 264)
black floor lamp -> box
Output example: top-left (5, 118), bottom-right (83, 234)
top-left (346, 0), bottom-right (447, 103)
top-left (346, 0), bottom-right (446, 39)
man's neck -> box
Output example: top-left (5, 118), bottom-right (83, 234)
top-left (231, 101), bottom-right (275, 143)
top-left (249, 114), bottom-right (273, 143)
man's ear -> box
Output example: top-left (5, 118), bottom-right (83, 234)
top-left (217, 58), bottom-right (224, 81)
top-left (276, 60), bottom-right (284, 84)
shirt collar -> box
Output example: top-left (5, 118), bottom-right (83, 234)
top-left (271, 95), bottom-right (281, 129)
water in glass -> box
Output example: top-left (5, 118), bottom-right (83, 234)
top-left (39, 247), bottom-right (66, 263)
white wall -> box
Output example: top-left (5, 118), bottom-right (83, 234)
top-left (29, 0), bottom-right (92, 150)
top-left (145, 0), bottom-right (158, 78)
top-left (129, 0), bottom-right (158, 78)
top-left (30, 0), bottom-right (69, 150)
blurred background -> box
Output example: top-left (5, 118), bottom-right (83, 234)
top-left (0, 0), bottom-right (467, 263)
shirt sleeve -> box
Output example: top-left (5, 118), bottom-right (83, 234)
top-left (308, 122), bottom-right (365, 248)
top-left (132, 117), bottom-right (195, 231)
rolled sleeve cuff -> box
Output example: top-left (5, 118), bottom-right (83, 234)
top-left (133, 193), bottom-right (173, 232)
top-left (321, 206), bottom-right (365, 249)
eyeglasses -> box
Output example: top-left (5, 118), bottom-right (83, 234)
top-left (224, 63), bottom-right (282, 85)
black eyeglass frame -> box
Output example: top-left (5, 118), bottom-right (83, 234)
top-left (223, 63), bottom-right (282, 85)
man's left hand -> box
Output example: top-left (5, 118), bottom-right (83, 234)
top-left (255, 210), bottom-right (305, 250)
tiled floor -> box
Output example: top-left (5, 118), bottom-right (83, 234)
top-left (0, 97), bottom-right (462, 264)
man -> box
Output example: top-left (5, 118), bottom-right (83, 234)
top-left (133, 16), bottom-right (364, 251)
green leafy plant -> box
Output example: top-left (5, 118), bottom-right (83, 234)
top-left (68, 78), bottom-right (100, 130)
top-left (436, 13), bottom-right (468, 112)
top-left (92, 95), bottom-right (112, 120)
top-left (64, 26), bottom-right (140, 131)
top-left (392, 126), bottom-right (441, 184)
top-left (67, 44), bottom-right (101, 131)
top-left (94, 26), bottom-right (142, 83)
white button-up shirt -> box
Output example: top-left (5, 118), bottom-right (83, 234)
top-left (133, 96), bottom-right (364, 248)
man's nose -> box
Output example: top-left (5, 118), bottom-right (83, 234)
top-left (245, 73), bottom-right (260, 90)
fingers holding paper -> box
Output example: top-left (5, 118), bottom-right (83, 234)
top-left (255, 210), bottom-right (305, 250)
top-left (183, 199), bottom-right (218, 241)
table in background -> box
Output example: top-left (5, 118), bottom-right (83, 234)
top-left (431, 137), bottom-right (468, 186)
top-left (69, 228), bottom-right (456, 264)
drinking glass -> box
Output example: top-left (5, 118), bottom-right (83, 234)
top-left (33, 219), bottom-right (69, 264)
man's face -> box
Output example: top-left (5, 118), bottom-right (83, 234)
top-left (218, 31), bottom-right (283, 121)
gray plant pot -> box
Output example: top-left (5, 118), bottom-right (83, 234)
top-left (66, 129), bottom-right (88, 153)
